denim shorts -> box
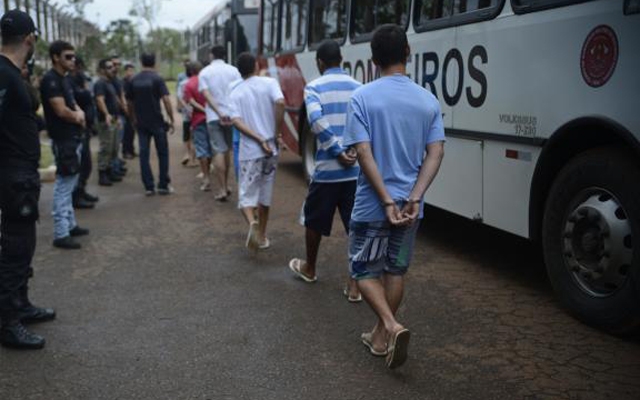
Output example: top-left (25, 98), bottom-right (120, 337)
top-left (207, 121), bottom-right (232, 155)
top-left (193, 122), bottom-right (212, 159)
top-left (348, 218), bottom-right (420, 280)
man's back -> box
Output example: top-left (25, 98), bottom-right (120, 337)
top-left (229, 76), bottom-right (283, 161)
top-left (0, 55), bottom-right (39, 167)
top-left (344, 74), bottom-right (445, 222)
top-left (198, 60), bottom-right (241, 121)
top-left (305, 68), bottom-right (361, 182)
top-left (126, 70), bottom-right (168, 130)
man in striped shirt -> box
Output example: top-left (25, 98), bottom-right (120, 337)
top-left (288, 40), bottom-right (362, 302)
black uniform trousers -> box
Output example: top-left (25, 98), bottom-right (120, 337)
top-left (0, 167), bottom-right (39, 322)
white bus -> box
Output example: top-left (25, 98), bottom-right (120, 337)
top-left (256, 0), bottom-right (640, 333)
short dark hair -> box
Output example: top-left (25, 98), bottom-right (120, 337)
top-left (1, 33), bottom-right (27, 46)
top-left (49, 40), bottom-right (74, 62)
top-left (186, 61), bottom-right (202, 77)
top-left (316, 39), bottom-right (342, 67)
top-left (140, 52), bottom-right (156, 67)
top-left (98, 58), bottom-right (112, 71)
top-left (236, 52), bottom-right (256, 78)
top-left (371, 24), bottom-right (408, 69)
top-left (211, 45), bottom-right (226, 61)
top-left (124, 63), bottom-right (135, 70)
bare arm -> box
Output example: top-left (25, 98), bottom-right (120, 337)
top-left (189, 98), bottom-right (206, 114)
top-left (402, 141), bottom-right (445, 220)
top-left (354, 141), bottom-right (409, 226)
top-left (161, 95), bottom-right (175, 134)
top-left (201, 88), bottom-right (223, 118)
top-left (274, 99), bottom-right (285, 146)
top-left (49, 97), bottom-right (84, 126)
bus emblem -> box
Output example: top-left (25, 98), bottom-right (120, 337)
top-left (581, 25), bottom-right (618, 88)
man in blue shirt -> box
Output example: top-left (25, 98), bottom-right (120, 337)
top-left (288, 40), bottom-right (362, 302)
top-left (344, 24), bottom-right (445, 369)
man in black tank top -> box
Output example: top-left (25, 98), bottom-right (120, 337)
top-left (0, 10), bottom-right (55, 350)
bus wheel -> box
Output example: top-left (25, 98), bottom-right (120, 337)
top-left (542, 148), bottom-right (640, 334)
top-left (300, 121), bottom-right (316, 182)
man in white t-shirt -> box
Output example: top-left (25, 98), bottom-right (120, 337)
top-left (228, 52), bottom-right (285, 251)
top-left (198, 45), bottom-right (241, 201)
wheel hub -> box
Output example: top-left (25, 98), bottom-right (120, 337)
top-left (563, 191), bottom-right (633, 297)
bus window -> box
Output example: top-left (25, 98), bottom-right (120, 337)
top-left (414, 0), bottom-right (501, 30)
top-left (309, 0), bottom-right (348, 47)
top-left (281, 0), bottom-right (308, 52)
top-left (236, 13), bottom-right (259, 55)
top-left (512, 0), bottom-right (594, 14)
top-left (262, 0), bottom-right (280, 54)
top-left (350, 0), bottom-right (411, 41)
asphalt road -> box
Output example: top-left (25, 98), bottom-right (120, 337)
top-left (1, 133), bottom-right (639, 400)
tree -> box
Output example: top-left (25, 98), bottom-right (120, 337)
top-left (129, 0), bottom-right (164, 32)
top-left (67, 0), bottom-right (94, 17)
top-left (144, 27), bottom-right (185, 78)
top-left (104, 19), bottom-right (140, 61)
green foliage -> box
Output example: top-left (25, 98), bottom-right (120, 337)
top-left (67, 0), bottom-right (94, 17)
top-left (104, 19), bottom-right (140, 61)
top-left (144, 27), bottom-right (186, 78)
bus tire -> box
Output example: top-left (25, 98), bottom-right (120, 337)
top-left (542, 147), bottom-right (640, 334)
top-left (300, 120), bottom-right (315, 182)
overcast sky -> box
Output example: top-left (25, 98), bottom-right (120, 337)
top-left (55, 0), bottom-right (225, 32)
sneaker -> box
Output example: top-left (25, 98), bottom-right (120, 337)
top-left (53, 236), bottom-right (81, 249)
top-left (157, 185), bottom-right (174, 195)
top-left (196, 172), bottom-right (204, 179)
top-left (69, 226), bottom-right (89, 237)
top-left (145, 189), bottom-right (156, 196)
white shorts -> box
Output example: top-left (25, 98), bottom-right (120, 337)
top-left (238, 156), bottom-right (278, 208)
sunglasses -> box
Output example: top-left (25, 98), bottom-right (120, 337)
top-left (105, 65), bottom-right (114, 70)
top-left (64, 54), bottom-right (76, 61)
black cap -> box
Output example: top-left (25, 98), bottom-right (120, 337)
top-left (1, 9), bottom-right (37, 38)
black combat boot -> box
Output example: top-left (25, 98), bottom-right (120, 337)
top-left (108, 168), bottom-right (122, 182)
top-left (99, 170), bottom-right (113, 186)
top-left (0, 320), bottom-right (45, 349)
top-left (73, 190), bottom-right (95, 209)
top-left (14, 287), bottom-right (56, 324)
top-left (82, 190), bottom-right (99, 203)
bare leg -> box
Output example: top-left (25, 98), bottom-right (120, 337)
top-left (199, 158), bottom-right (211, 189)
top-left (241, 207), bottom-right (257, 225)
top-left (301, 228), bottom-right (322, 278)
top-left (358, 275), bottom-right (405, 350)
top-left (212, 153), bottom-right (227, 198)
top-left (257, 204), bottom-right (270, 243)
top-left (224, 151), bottom-right (232, 193)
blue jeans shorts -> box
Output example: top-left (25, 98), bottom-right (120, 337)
top-left (193, 122), bottom-right (212, 159)
top-left (207, 121), bottom-right (232, 155)
top-left (349, 219), bottom-right (420, 280)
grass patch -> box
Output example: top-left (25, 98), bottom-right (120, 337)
top-left (40, 142), bottom-right (54, 169)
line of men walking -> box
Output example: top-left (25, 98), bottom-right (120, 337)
top-left (1, 9), bottom-right (446, 371)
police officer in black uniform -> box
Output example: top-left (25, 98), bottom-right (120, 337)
top-left (0, 10), bottom-right (55, 350)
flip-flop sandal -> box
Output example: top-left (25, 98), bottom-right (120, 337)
top-left (214, 193), bottom-right (228, 202)
top-left (386, 329), bottom-right (411, 369)
top-left (259, 238), bottom-right (270, 249)
top-left (361, 332), bottom-right (387, 357)
top-left (288, 258), bottom-right (317, 283)
top-left (343, 287), bottom-right (363, 303)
